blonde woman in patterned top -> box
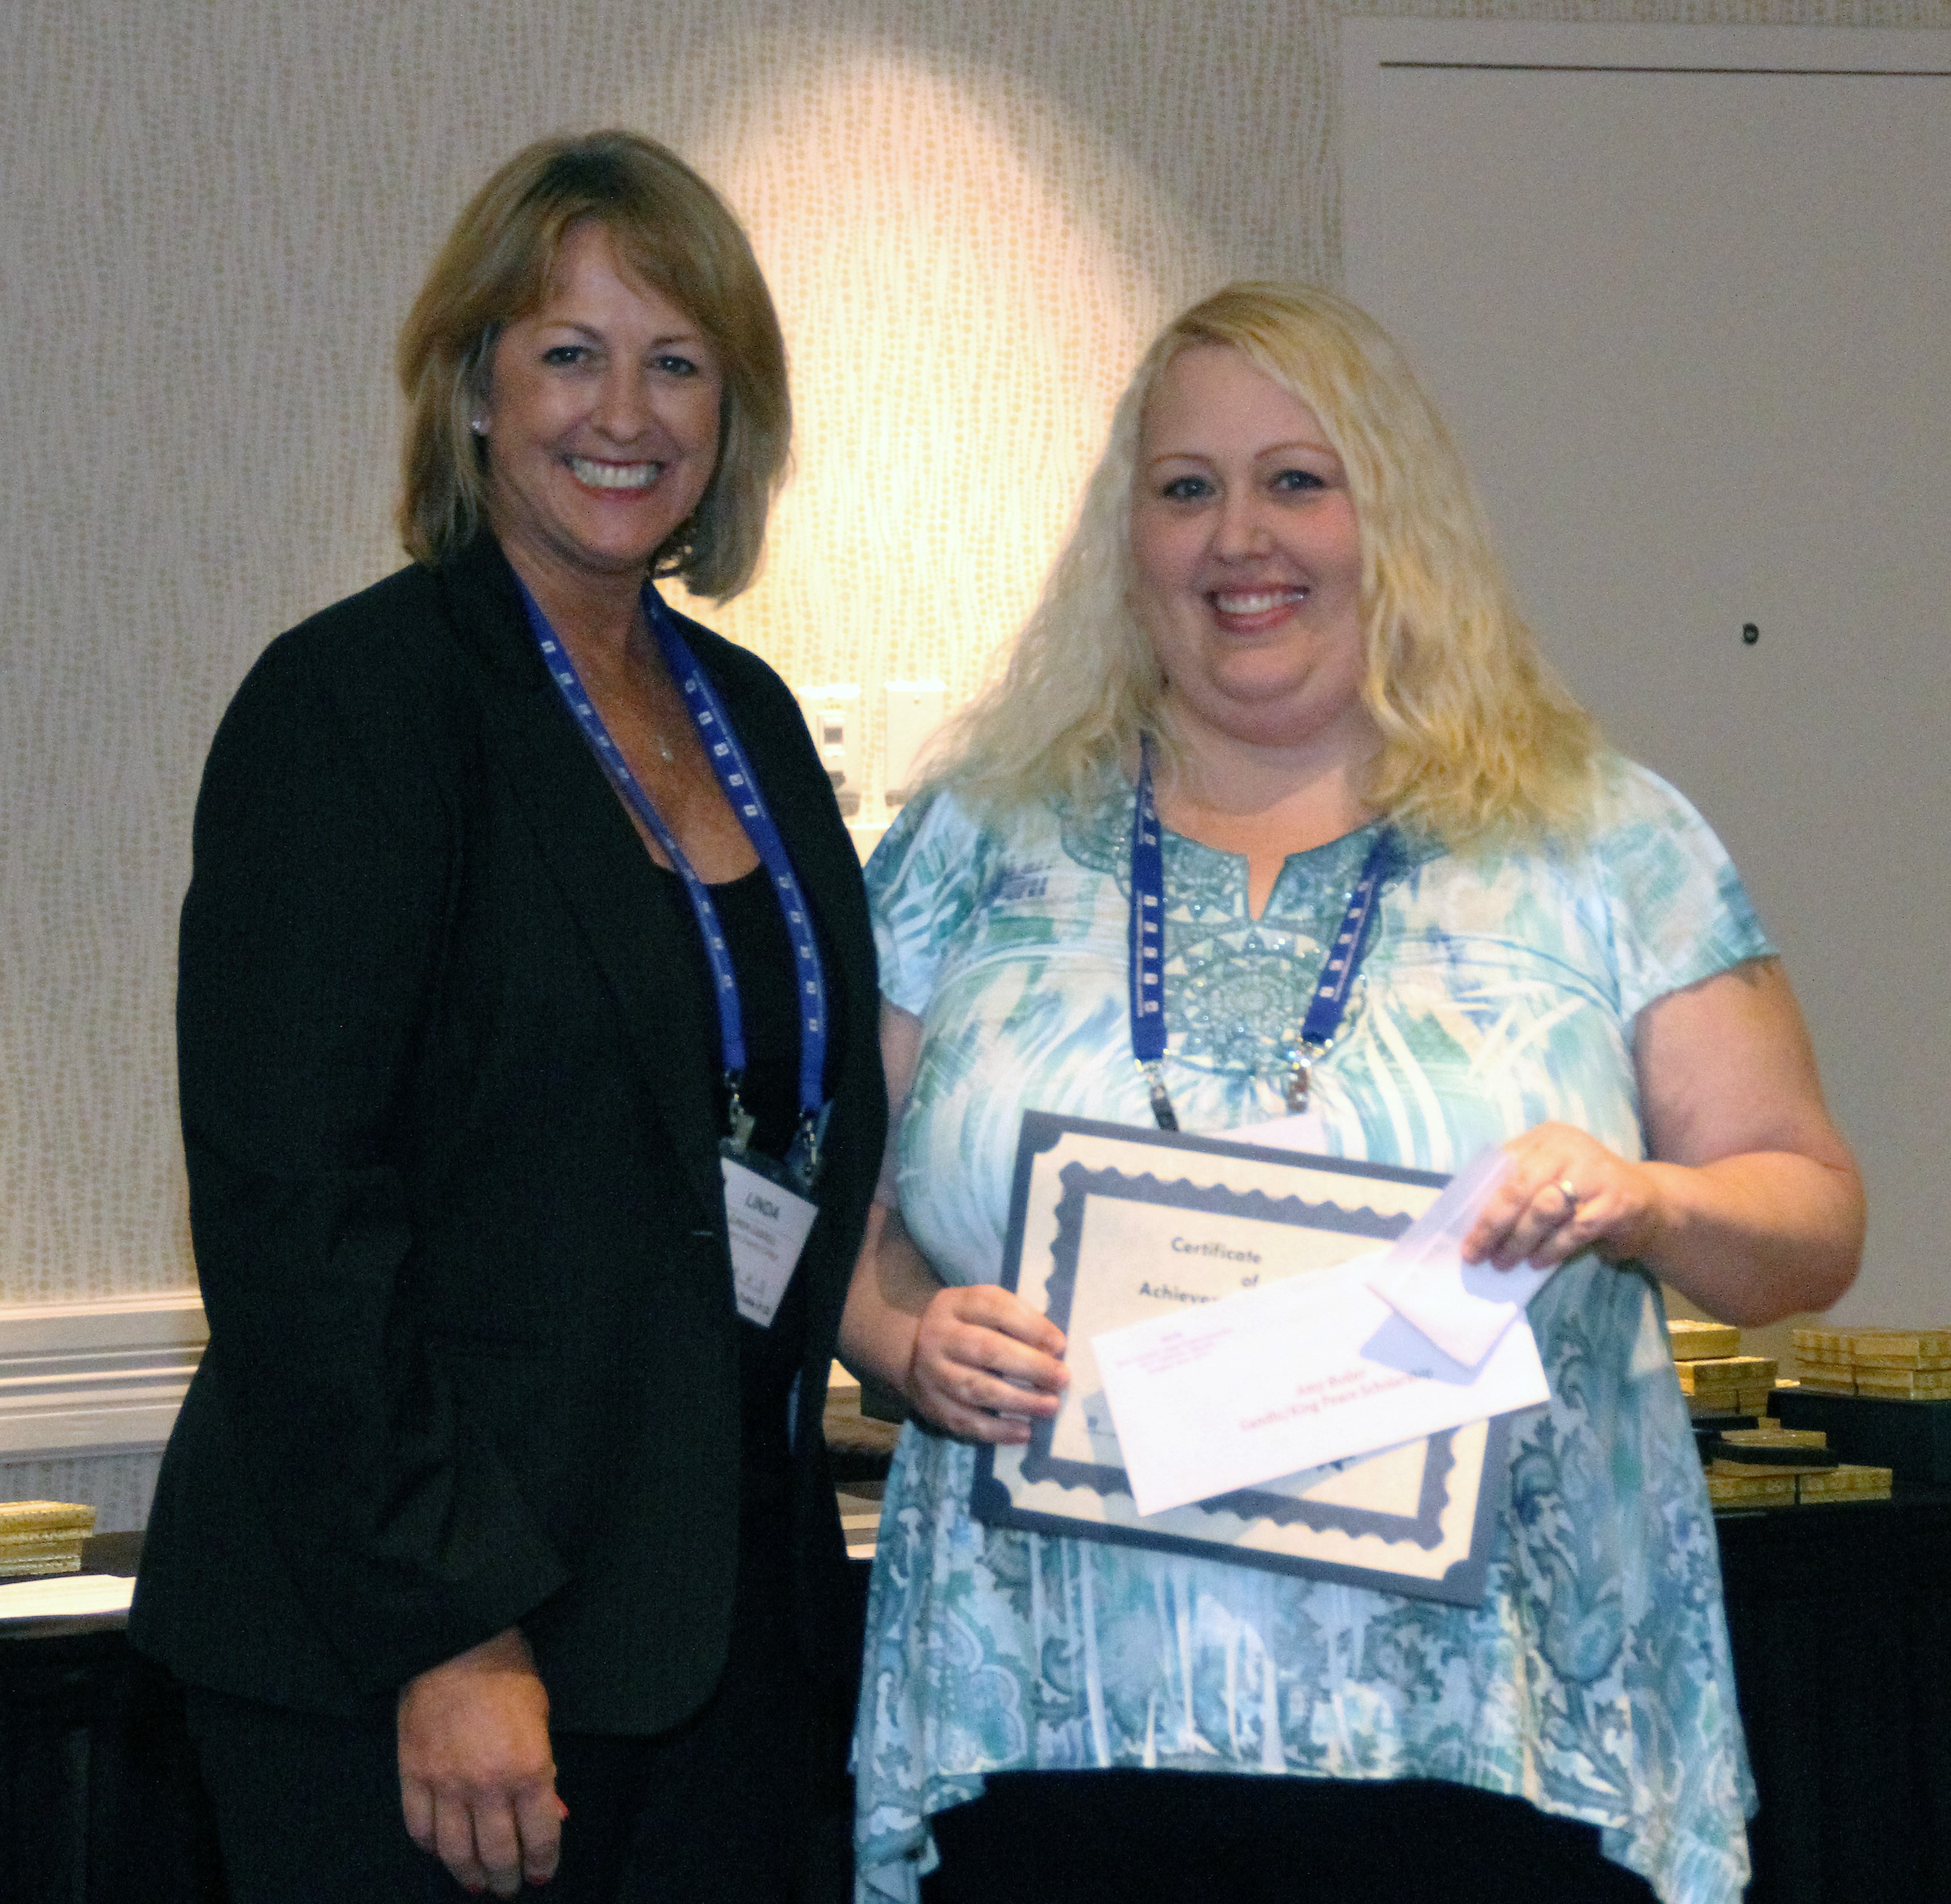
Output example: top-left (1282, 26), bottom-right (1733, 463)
top-left (840, 284), bottom-right (1863, 1904)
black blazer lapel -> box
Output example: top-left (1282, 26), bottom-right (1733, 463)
top-left (438, 542), bottom-right (727, 1234)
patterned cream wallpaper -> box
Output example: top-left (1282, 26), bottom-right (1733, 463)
top-left (0, 1453), bottom-right (157, 1536)
top-left (2, 0), bottom-right (1947, 1329)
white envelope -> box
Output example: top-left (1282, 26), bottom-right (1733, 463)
top-left (1231, 1131), bottom-right (1556, 1372)
top-left (1092, 1253), bottom-right (1550, 1517)
top-left (1359, 1147), bottom-right (1555, 1368)
top-left (1090, 1143), bottom-right (1556, 1517)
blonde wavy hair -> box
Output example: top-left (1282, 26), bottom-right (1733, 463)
top-left (396, 130), bottom-right (788, 598)
top-left (930, 283), bottom-right (1599, 845)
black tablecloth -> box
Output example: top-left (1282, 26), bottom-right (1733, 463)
top-left (0, 1534), bottom-right (219, 1904)
top-left (5, 1496), bottom-right (1949, 1902)
top-left (1714, 1483), bottom-right (1951, 1901)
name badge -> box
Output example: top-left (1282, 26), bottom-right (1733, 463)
top-left (720, 1154), bottom-right (819, 1327)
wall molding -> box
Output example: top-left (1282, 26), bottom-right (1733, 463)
top-left (0, 1293), bottom-right (207, 1461)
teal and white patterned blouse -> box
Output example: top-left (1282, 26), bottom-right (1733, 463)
top-left (854, 756), bottom-right (1768, 1904)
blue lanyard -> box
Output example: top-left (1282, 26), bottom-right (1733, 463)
top-left (518, 577), bottom-right (831, 1188)
top-left (1128, 737), bottom-right (1393, 1130)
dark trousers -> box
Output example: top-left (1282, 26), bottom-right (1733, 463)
top-left (923, 1769), bottom-right (1661, 1904)
top-left (187, 1481), bottom-right (834, 1902)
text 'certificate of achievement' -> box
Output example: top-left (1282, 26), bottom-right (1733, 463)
top-left (971, 1115), bottom-right (1547, 1606)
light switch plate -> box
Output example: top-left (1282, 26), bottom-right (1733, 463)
top-left (794, 684), bottom-right (862, 815)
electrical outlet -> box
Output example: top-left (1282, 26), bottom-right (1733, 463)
top-left (794, 684), bottom-right (862, 815)
top-left (883, 681), bottom-right (947, 806)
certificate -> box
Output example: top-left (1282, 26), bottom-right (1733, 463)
top-left (971, 1114), bottom-right (1536, 1606)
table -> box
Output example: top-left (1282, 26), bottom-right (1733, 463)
top-left (1714, 1483), bottom-right (1951, 1902)
top-left (3, 1491), bottom-right (1947, 1902)
top-left (0, 1533), bottom-right (220, 1904)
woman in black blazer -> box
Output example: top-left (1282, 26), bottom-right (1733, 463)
top-left (130, 131), bottom-right (885, 1903)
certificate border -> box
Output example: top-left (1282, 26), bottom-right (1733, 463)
top-left (972, 1112), bottom-right (1515, 1605)
top-left (973, 1415), bottom-right (1511, 1602)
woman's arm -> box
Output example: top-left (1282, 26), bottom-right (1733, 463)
top-left (1463, 957), bottom-right (1865, 1325)
top-left (179, 620), bottom-right (570, 1889)
top-left (839, 1001), bottom-right (1068, 1443)
top-left (397, 1628), bottom-right (561, 1898)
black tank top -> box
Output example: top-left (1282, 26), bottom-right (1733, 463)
top-left (651, 860), bottom-right (831, 1475)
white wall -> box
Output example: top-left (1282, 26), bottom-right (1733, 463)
top-left (1342, 23), bottom-right (1951, 1343)
top-left (4, 0), bottom-right (1947, 1517)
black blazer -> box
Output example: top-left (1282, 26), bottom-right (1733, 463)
top-left (130, 533), bottom-right (886, 1733)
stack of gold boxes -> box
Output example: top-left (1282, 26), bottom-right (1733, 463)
top-left (1701, 1424), bottom-right (1893, 1507)
top-left (1667, 1319), bottom-right (1777, 1415)
top-left (1665, 1321), bottom-right (1895, 1507)
top-left (1792, 1327), bottom-right (1951, 1399)
top-left (0, 1500), bottom-right (95, 1578)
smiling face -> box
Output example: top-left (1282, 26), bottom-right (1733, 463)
top-left (479, 219), bottom-right (723, 597)
top-left (1131, 343), bottom-right (1375, 765)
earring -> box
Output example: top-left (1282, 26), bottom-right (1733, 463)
top-left (470, 416), bottom-right (488, 436)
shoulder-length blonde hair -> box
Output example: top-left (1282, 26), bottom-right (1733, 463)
top-left (396, 130), bottom-right (788, 599)
top-left (932, 283), bottom-right (1598, 845)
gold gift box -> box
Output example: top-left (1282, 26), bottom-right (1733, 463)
top-left (1838, 1327), bottom-right (1951, 1364)
top-left (1678, 1355), bottom-right (1779, 1416)
top-left (1706, 1461), bottom-right (1892, 1507)
top-left (1667, 1320), bottom-right (1742, 1362)
top-left (1790, 1325), bottom-right (1951, 1392)
top-left (1677, 1356), bottom-right (1778, 1394)
top-left (1715, 1426), bottom-right (1832, 1468)
top-left (0, 1500), bottom-right (95, 1580)
top-left (1689, 1391), bottom-right (1781, 1418)
top-left (1705, 1466), bottom-right (1797, 1508)
top-left (1720, 1425), bottom-right (1826, 1450)
top-left (1856, 1368), bottom-right (1951, 1400)
top-left (1793, 1371), bottom-right (1859, 1395)
top-left (1794, 1464), bottom-right (1893, 1502)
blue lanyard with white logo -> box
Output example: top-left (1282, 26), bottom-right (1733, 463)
top-left (518, 576), bottom-right (831, 1191)
top-left (1128, 736), bottom-right (1393, 1131)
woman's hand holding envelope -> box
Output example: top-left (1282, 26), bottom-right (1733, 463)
top-left (1461, 960), bottom-right (1863, 1326)
top-left (1463, 1123), bottom-right (1661, 1274)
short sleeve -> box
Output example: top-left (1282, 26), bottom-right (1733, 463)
top-left (862, 787), bottom-right (990, 1016)
top-left (1590, 758), bottom-right (1776, 1024)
